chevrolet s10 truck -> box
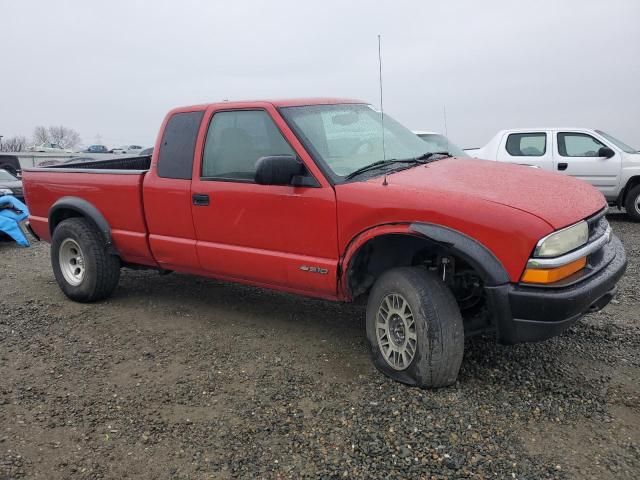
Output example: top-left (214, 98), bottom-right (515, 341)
top-left (22, 99), bottom-right (627, 388)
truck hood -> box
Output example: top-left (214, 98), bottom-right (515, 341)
top-left (375, 158), bottom-right (606, 229)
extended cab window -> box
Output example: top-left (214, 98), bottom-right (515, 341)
top-left (157, 111), bottom-right (204, 179)
top-left (505, 133), bottom-right (546, 157)
top-left (557, 132), bottom-right (606, 157)
top-left (201, 110), bottom-right (295, 181)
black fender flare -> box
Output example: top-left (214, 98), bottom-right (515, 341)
top-left (409, 222), bottom-right (509, 286)
top-left (49, 197), bottom-right (115, 253)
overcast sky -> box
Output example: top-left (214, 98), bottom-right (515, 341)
top-left (1, 0), bottom-right (639, 149)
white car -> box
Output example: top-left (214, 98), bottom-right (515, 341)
top-left (111, 145), bottom-right (144, 154)
top-left (466, 128), bottom-right (640, 221)
top-left (27, 142), bottom-right (73, 153)
top-left (413, 131), bottom-right (468, 157)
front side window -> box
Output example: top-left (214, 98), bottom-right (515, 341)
top-left (505, 133), bottom-right (546, 157)
top-left (202, 110), bottom-right (295, 181)
top-left (280, 104), bottom-right (459, 182)
top-left (558, 132), bottom-right (606, 157)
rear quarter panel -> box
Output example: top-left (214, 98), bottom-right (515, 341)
top-left (22, 169), bottom-right (154, 265)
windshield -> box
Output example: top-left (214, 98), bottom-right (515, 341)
top-left (0, 169), bottom-right (17, 181)
top-left (416, 133), bottom-right (467, 157)
top-left (280, 104), bottom-right (461, 181)
top-left (595, 130), bottom-right (638, 153)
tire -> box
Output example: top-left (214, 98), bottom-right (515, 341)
top-left (51, 218), bottom-right (120, 302)
top-left (624, 184), bottom-right (640, 222)
top-left (366, 267), bottom-right (464, 388)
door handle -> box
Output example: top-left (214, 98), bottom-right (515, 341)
top-left (192, 193), bottom-right (210, 206)
top-left (557, 163), bottom-right (568, 171)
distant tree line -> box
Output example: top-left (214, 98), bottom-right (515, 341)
top-left (0, 135), bottom-right (28, 152)
top-left (1, 125), bottom-right (82, 152)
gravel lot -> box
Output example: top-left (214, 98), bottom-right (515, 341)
top-left (1, 212), bottom-right (638, 479)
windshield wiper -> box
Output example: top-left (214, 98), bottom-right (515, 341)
top-left (344, 158), bottom-right (425, 180)
top-left (415, 151), bottom-right (453, 161)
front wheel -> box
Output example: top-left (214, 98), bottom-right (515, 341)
top-left (624, 185), bottom-right (640, 222)
top-left (51, 218), bottom-right (120, 302)
top-left (366, 267), bottom-right (464, 388)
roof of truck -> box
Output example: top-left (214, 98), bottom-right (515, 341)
top-left (494, 127), bottom-right (597, 133)
top-left (172, 98), bottom-right (367, 112)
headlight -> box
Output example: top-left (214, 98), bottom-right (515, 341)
top-left (0, 188), bottom-right (12, 196)
top-left (534, 221), bottom-right (588, 258)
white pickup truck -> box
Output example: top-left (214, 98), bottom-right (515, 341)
top-left (466, 128), bottom-right (640, 221)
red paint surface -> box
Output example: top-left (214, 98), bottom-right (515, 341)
top-left (22, 99), bottom-right (606, 301)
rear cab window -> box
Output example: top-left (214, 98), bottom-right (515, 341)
top-left (157, 111), bottom-right (205, 179)
top-left (505, 133), bottom-right (547, 157)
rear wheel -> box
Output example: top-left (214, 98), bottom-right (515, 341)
top-left (624, 185), bottom-right (640, 222)
top-left (365, 267), bottom-right (464, 388)
top-left (51, 218), bottom-right (120, 302)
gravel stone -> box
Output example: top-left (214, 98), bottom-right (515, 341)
top-left (0, 212), bottom-right (638, 479)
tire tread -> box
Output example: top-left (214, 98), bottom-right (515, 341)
top-left (51, 218), bottom-right (120, 302)
top-left (366, 267), bottom-right (464, 388)
top-left (624, 184), bottom-right (640, 222)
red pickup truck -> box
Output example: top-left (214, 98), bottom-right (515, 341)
top-left (22, 98), bottom-right (627, 388)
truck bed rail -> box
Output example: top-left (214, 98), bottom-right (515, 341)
top-left (48, 155), bottom-right (151, 171)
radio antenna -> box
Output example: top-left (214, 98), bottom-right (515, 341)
top-left (378, 34), bottom-right (388, 185)
top-left (443, 105), bottom-right (448, 137)
top-left (443, 104), bottom-right (449, 152)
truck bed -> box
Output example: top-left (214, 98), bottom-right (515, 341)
top-left (22, 156), bottom-right (156, 266)
top-left (48, 155), bottom-right (151, 171)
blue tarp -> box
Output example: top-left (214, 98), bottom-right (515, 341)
top-left (0, 195), bottom-right (30, 247)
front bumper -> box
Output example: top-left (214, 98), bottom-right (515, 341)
top-left (486, 234), bottom-right (627, 344)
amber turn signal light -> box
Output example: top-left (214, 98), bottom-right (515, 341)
top-left (521, 257), bottom-right (587, 284)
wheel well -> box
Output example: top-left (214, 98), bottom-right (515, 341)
top-left (346, 233), bottom-right (491, 334)
top-left (620, 176), bottom-right (640, 206)
top-left (49, 207), bottom-right (113, 253)
top-left (49, 208), bottom-right (84, 236)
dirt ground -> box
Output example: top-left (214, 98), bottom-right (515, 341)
top-left (1, 212), bottom-right (638, 479)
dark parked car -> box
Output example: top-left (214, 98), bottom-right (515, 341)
top-left (0, 168), bottom-right (24, 202)
top-left (84, 145), bottom-right (109, 154)
top-left (0, 154), bottom-right (22, 177)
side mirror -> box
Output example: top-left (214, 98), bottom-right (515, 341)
top-left (598, 146), bottom-right (615, 158)
top-left (255, 155), bottom-right (303, 186)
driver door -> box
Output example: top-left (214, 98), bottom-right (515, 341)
top-left (553, 132), bottom-right (621, 200)
top-left (190, 105), bottom-right (339, 298)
